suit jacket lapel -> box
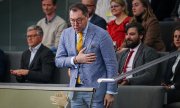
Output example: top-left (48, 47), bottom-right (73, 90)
top-left (29, 44), bottom-right (43, 68)
top-left (133, 44), bottom-right (143, 68)
top-left (83, 23), bottom-right (95, 53)
top-left (119, 50), bottom-right (129, 73)
top-left (25, 50), bottom-right (31, 68)
top-left (70, 28), bottom-right (77, 55)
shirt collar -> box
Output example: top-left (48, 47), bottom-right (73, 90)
top-left (76, 21), bottom-right (89, 37)
top-left (45, 15), bottom-right (56, 24)
top-left (29, 43), bottom-right (42, 52)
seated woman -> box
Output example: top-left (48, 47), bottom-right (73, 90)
top-left (162, 26), bottom-right (180, 104)
top-left (107, 0), bottom-right (131, 51)
top-left (131, 0), bottom-right (165, 51)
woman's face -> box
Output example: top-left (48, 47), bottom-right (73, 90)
top-left (110, 2), bottom-right (124, 16)
top-left (132, 0), bottom-right (145, 16)
top-left (173, 30), bottom-right (180, 49)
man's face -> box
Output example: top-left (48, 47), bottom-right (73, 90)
top-left (125, 27), bottom-right (142, 48)
top-left (69, 9), bottom-right (88, 33)
top-left (81, 0), bottom-right (95, 17)
top-left (42, 0), bottom-right (56, 15)
top-left (27, 30), bottom-right (42, 48)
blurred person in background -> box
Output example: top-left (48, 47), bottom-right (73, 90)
top-left (107, 0), bottom-right (131, 51)
top-left (37, 0), bottom-right (67, 53)
top-left (162, 26), bottom-right (180, 104)
top-left (131, 0), bottom-right (165, 51)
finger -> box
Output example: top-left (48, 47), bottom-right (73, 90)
top-left (106, 102), bottom-right (112, 108)
top-left (86, 53), bottom-right (96, 57)
top-left (104, 99), bottom-right (107, 107)
top-left (87, 55), bottom-right (97, 59)
top-left (79, 47), bottom-right (86, 53)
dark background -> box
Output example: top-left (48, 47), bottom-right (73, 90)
top-left (0, 0), bottom-right (79, 51)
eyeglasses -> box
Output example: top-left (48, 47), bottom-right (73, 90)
top-left (26, 34), bottom-right (39, 38)
top-left (110, 5), bottom-right (120, 9)
top-left (70, 17), bottom-right (85, 24)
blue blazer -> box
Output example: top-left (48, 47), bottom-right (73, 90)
top-left (56, 23), bottom-right (118, 98)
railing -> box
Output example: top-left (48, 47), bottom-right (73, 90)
top-left (0, 83), bottom-right (95, 108)
top-left (0, 83), bottom-right (95, 92)
top-left (98, 50), bottom-right (180, 83)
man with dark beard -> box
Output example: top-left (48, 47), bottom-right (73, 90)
top-left (117, 22), bottom-right (159, 85)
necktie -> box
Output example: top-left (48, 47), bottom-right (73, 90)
top-left (76, 32), bottom-right (83, 84)
top-left (76, 32), bottom-right (83, 52)
top-left (123, 50), bottom-right (134, 73)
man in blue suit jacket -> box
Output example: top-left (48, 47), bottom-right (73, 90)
top-left (55, 3), bottom-right (118, 108)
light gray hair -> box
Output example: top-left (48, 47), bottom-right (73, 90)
top-left (27, 25), bottom-right (43, 37)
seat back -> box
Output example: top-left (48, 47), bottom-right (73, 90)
top-left (5, 51), bottom-right (22, 82)
top-left (112, 86), bottom-right (166, 108)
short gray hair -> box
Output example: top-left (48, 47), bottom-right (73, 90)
top-left (27, 25), bottom-right (43, 36)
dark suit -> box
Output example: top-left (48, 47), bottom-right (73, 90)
top-left (117, 43), bottom-right (159, 85)
top-left (0, 49), bottom-right (7, 82)
top-left (164, 55), bottom-right (180, 104)
top-left (17, 44), bottom-right (55, 83)
top-left (90, 14), bottom-right (107, 30)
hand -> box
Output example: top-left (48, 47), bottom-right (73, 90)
top-left (10, 69), bottom-right (29, 76)
top-left (50, 92), bottom-right (68, 107)
top-left (104, 94), bottom-right (114, 108)
top-left (76, 47), bottom-right (96, 64)
top-left (120, 80), bottom-right (129, 85)
top-left (161, 83), bottom-right (171, 90)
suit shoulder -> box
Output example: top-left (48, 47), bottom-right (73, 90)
top-left (94, 14), bottom-right (106, 22)
top-left (142, 45), bottom-right (158, 56)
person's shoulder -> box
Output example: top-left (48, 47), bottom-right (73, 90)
top-left (37, 18), bottom-right (46, 25)
top-left (93, 14), bottom-right (106, 22)
top-left (142, 44), bottom-right (158, 54)
top-left (144, 16), bottom-right (159, 25)
top-left (39, 44), bottom-right (54, 55)
top-left (107, 19), bottom-right (115, 26)
top-left (90, 23), bottom-right (106, 32)
top-left (55, 16), bottom-right (67, 24)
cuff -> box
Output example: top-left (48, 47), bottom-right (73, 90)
top-left (71, 57), bottom-right (78, 68)
top-left (106, 91), bottom-right (118, 95)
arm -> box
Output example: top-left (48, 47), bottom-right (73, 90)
top-left (100, 33), bottom-right (118, 92)
top-left (55, 30), bottom-right (76, 68)
top-left (100, 33), bottom-right (118, 108)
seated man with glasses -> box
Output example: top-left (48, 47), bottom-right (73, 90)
top-left (11, 25), bottom-right (55, 83)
